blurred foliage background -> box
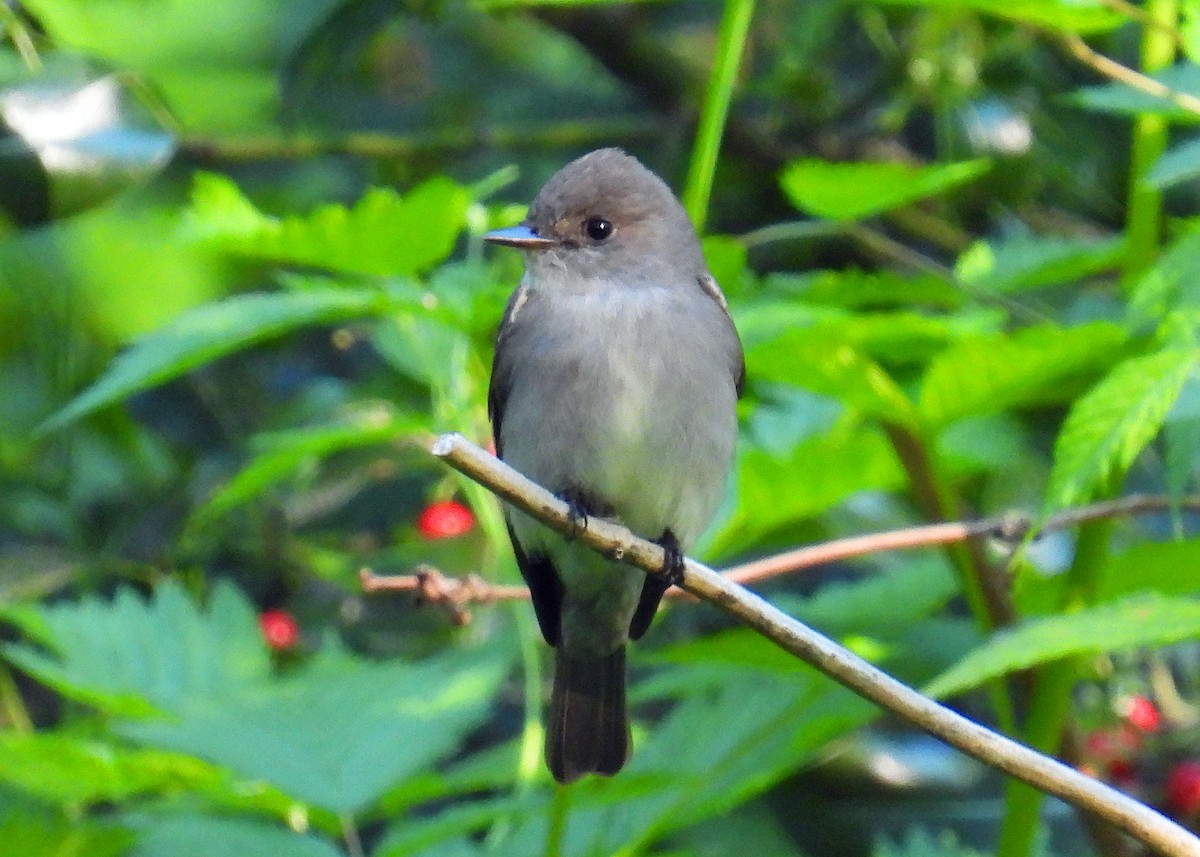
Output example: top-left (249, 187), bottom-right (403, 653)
top-left (6, 1), bottom-right (1200, 856)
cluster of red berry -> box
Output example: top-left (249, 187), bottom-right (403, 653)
top-left (1080, 694), bottom-right (1200, 822)
top-left (255, 499), bottom-right (478, 654)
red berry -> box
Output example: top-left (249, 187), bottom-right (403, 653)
top-left (1166, 762), bottom-right (1200, 816)
top-left (1107, 758), bottom-right (1136, 788)
top-left (260, 609), bottom-right (299, 651)
top-left (417, 500), bottom-right (475, 540)
top-left (1123, 695), bottom-right (1161, 732)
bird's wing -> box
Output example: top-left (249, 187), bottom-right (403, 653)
top-left (697, 272), bottom-right (746, 398)
top-left (489, 284), bottom-right (565, 646)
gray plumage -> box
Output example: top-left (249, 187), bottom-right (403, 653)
top-left (486, 148), bottom-right (743, 784)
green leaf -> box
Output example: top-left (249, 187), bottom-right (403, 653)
top-left (1045, 348), bottom-right (1198, 510)
top-left (187, 173), bottom-right (469, 277)
top-left (0, 734), bottom-right (217, 805)
top-left (1099, 538), bottom-right (1200, 601)
top-left (1148, 136), bottom-right (1200, 188)
top-left (869, 0), bottom-right (1124, 33)
top-left (780, 158), bottom-right (990, 221)
top-left (196, 409), bottom-right (425, 523)
top-left (127, 814), bottom-right (343, 857)
top-left (119, 643), bottom-right (512, 815)
top-left (927, 594), bottom-right (1200, 698)
top-left (708, 427), bottom-right (905, 557)
top-left (1128, 224), bottom-right (1200, 329)
top-left (918, 322), bottom-right (1126, 428)
top-left (748, 332), bottom-right (918, 425)
top-left (1068, 64), bottom-right (1200, 124)
top-left (0, 800), bottom-right (132, 857)
top-left (765, 269), bottom-right (965, 311)
top-left (1, 581), bottom-right (269, 717)
top-left (39, 288), bottom-right (392, 432)
top-left (954, 234), bottom-right (1124, 294)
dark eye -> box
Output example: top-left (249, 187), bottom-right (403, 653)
top-left (584, 217), bottom-right (613, 241)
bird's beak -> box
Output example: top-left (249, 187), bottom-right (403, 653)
top-left (483, 225), bottom-right (557, 250)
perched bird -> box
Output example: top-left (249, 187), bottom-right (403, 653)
top-left (485, 148), bottom-right (743, 784)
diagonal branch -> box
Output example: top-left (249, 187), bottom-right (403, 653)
top-left (428, 432), bottom-right (1200, 857)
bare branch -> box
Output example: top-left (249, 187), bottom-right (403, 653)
top-left (427, 432), bottom-right (1200, 857)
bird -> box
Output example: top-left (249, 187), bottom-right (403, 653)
top-left (484, 148), bottom-right (744, 784)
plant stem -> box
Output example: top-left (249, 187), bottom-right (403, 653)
top-left (1123, 0), bottom-right (1179, 282)
top-left (997, 515), bottom-right (1118, 857)
top-left (683, 0), bottom-right (757, 230)
top-left (546, 784), bottom-right (571, 857)
top-left (0, 664), bottom-right (33, 733)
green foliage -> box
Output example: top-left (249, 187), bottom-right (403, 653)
top-left (187, 173), bottom-right (470, 277)
top-left (1045, 348), bottom-right (1198, 509)
top-left (8, 2), bottom-right (1200, 857)
top-left (780, 159), bottom-right (990, 221)
top-left (927, 594), bottom-right (1200, 698)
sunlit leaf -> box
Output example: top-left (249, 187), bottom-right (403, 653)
top-left (780, 158), bottom-right (989, 221)
top-left (1045, 348), bottom-right (1198, 510)
top-left (1148, 136), bottom-right (1200, 188)
top-left (187, 173), bottom-right (470, 277)
top-left (918, 322), bottom-right (1126, 428)
top-left (871, 0), bottom-right (1123, 32)
top-left (927, 594), bottom-right (1200, 698)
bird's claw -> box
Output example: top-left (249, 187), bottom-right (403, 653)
top-left (657, 530), bottom-right (685, 587)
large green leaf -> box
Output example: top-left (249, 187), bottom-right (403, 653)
top-left (927, 594), bottom-right (1200, 698)
top-left (0, 734), bottom-right (218, 806)
top-left (870, 0), bottom-right (1123, 32)
top-left (1149, 137), bottom-right (1200, 188)
top-left (127, 814), bottom-right (343, 857)
top-left (0, 798), bottom-right (131, 857)
top-left (1068, 64), bottom-right (1200, 124)
top-left (1, 581), bottom-right (268, 717)
top-left (780, 158), bottom-right (989, 221)
top-left (119, 642), bottom-right (512, 815)
top-left (1127, 224), bottom-right (1200, 329)
top-left (954, 234), bottom-right (1124, 294)
top-left (1045, 347), bottom-right (1198, 510)
top-left (748, 332), bottom-right (918, 425)
top-left (187, 173), bottom-right (470, 277)
top-left (708, 427), bottom-right (906, 557)
top-left (39, 287), bottom-right (395, 432)
top-left (918, 322), bottom-right (1126, 428)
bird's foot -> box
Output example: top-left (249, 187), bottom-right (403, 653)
top-left (655, 530), bottom-right (686, 587)
top-left (559, 489), bottom-right (590, 539)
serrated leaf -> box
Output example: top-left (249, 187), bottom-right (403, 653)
top-left (1046, 348), bottom-right (1198, 510)
top-left (927, 594), bottom-right (1200, 698)
top-left (918, 322), bottom-right (1126, 427)
top-left (119, 644), bottom-right (512, 815)
top-left (780, 158), bottom-right (989, 221)
top-left (1067, 64), bottom-right (1200, 124)
top-left (127, 814), bottom-right (343, 857)
top-left (870, 0), bottom-right (1123, 32)
top-left (954, 234), bottom-right (1123, 294)
top-left (40, 288), bottom-right (392, 432)
top-left (0, 581), bottom-right (269, 716)
top-left (187, 173), bottom-right (469, 277)
top-left (1128, 224), bottom-right (1200, 329)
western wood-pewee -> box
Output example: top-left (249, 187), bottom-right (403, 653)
top-left (485, 148), bottom-right (744, 784)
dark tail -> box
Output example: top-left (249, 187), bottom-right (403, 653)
top-left (547, 646), bottom-right (630, 784)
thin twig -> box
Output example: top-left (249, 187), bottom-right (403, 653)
top-left (426, 432), bottom-right (1200, 857)
top-left (1062, 33), bottom-right (1200, 118)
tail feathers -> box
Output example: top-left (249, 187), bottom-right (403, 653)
top-left (547, 647), bottom-right (630, 784)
